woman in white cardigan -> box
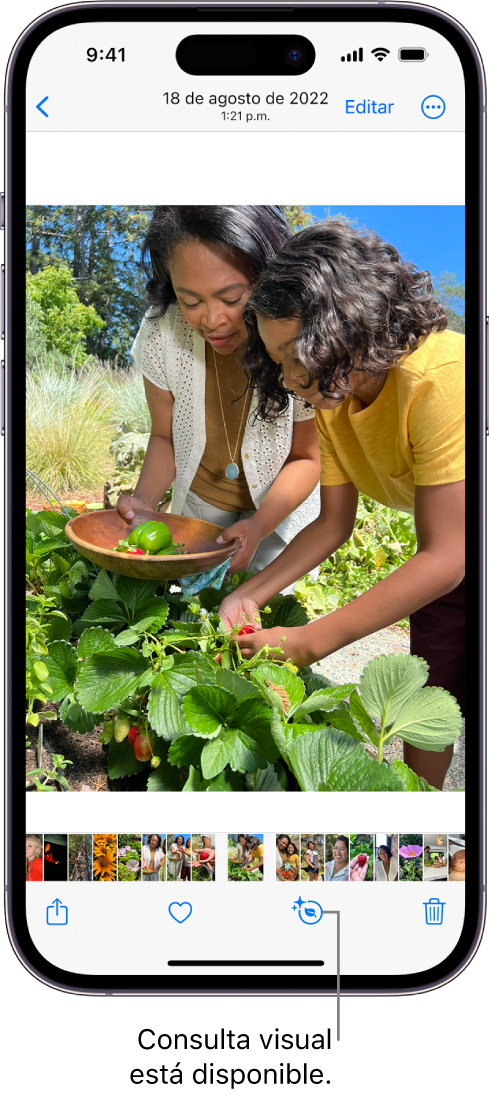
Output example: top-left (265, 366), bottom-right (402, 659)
top-left (118, 207), bottom-right (320, 574)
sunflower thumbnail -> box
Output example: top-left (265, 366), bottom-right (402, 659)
top-left (93, 834), bottom-right (117, 882)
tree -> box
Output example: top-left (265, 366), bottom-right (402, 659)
top-left (433, 271), bottom-right (465, 333)
top-left (26, 264), bottom-right (104, 363)
top-left (26, 206), bottom-right (153, 363)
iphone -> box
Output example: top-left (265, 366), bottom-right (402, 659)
top-left (5, 3), bottom-right (484, 994)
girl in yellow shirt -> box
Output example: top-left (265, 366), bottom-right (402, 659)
top-left (220, 221), bottom-right (465, 790)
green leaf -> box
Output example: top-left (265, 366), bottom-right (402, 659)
top-left (77, 648), bottom-right (150, 712)
top-left (287, 726), bottom-right (406, 791)
top-left (323, 705), bottom-right (368, 742)
top-left (201, 732), bottom-right (235, 779)
top-left (251, 663), bottom-right (305, 716)
top-left (43, 640), bottom-right (78, 702)
top-left (254, 764), bottom-right (282, 791)
top-left (270, 709), bottom-right (290, 758)
top-left (300, 668), bottom-right (333, 696)
top-left (182, 765), bottom-right (209, 791)
top-left (294, 684), bottom-right (355, 720)
top-left (147, 754), bottom-right (187, 791)
top-left (164, 652), bottom-right (211, 694)
top-left (182, 686), bottom-right (237, 738)
top-left (168, 734), bottom-right (203, 768)
top-left (387, 686), bottom-right (463, 751)
top-left (233, 697), bottom-right (278, 763)
top-left (390, 759), bottom-right (439, 792)
top-left (271, 595), bottom-right (309, 628)
top-left (107, 736), bottom-right (147, 779)
top-left (148, 672), bottom-right (190, 741)
top-left (88, 570), bottom-right (120, 602)
top-left (116, 576), bottom-right (158, 611)
top-left (114, 630), bottom-right (140, 647)
top-left (215, 668), bottom-right (261, 701)
top-left (44, 614), bottom-right (72, 642)
top-left (33, 660), bottom-right (49, 682)
top-left (227, 730), bottom-right (267, 774)
top-left (131, 597), bottom-right (169, 632)
top-left (359, 653), bottom-right (428, 727)
top-left (59, 697), bottom-right (98, 735)
top-left (349, 690), bottom-right (379, 746)
top-left (77, 626), bottom-right (116, 659)
top-left (206, 769), bottom-right (243, 791)
top-left (81, 600), bottom-right (127, 625)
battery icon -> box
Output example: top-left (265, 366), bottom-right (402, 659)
top-left (399, 48), bottom-right (428, 61)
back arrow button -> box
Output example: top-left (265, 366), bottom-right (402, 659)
top-left (36, 96), bottom-right (49, 117)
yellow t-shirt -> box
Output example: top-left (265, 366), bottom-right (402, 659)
top-left (251, 844), bottom-right (264, 860)
top-left (316, 330), bottom-right (465, 514)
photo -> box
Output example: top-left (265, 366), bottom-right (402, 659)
top-left (324, 834), bottom-right (349, 881)
top-left (25, 204), bottom-right (464, 795)
top-left (43, 834), bottom-right (68, 882)
top-left (228, 835), bottom-right (264, 880)
top-left (142, 834), bottom-right (166, 882)
top-left (349, 834), bottom-right (374, 881)
top-left (448, 834), bottom-right (465, 881)
top-left (92, 834), bottom-right (117, 882)
top-left (191, 835), bottom-right (216, 881)
top-left (117, 834), bottom-right (142, 881)
top-left (301, 834), bottom-right (324, 882)
top-left (374, 834), bottom-right (399, 882)
top-left (167, 834), bottom-right (192, 882)
top-left (25, 834), bottom-right (43, 881)
top-left (398, 834), bottom-right (424, 881)
top-left (276, 833), bottom-right (300, 881)
top-left (423, 834), bottom-right (448, 882)
top-left (69, 834), bottom-right (92, 880)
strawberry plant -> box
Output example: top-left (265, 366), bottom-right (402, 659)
top-left (26, 508), bottom-right (464, 793)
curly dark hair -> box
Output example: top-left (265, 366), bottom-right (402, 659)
top-left (143, 205), bottom-right (291, 318)
top-left (147, 834), bottom-right (162, 849)
top-left (377, 844), bottom-right (393, 860)
top-left (243, 220), bottom-right (447, 421)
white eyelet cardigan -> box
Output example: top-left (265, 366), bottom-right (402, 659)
top-left (131, 305), bottom-right (320, 543)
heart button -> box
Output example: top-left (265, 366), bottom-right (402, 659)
top-left (168, 901), bottom-right (192, 923)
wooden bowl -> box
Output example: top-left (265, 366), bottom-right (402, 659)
top-left (65, 509), bottom-right (239, 579)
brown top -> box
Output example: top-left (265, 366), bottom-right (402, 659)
top-left (191, 343), bottom-right (254, 512)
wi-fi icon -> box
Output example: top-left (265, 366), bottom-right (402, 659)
top-left (371, 47), bottom-right (390, 61)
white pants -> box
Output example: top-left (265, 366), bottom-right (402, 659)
top-left (182, 489), bottom-right (319, 595)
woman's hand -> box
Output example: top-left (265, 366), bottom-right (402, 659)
top-left (219, 590), bottom-right (262, 634)
top-left (349, 854), bottom-right (369, 882)
top-left (117, 494), bottom-right (153, 523)
top-left (235, 624), bottom-right (311, 668)
top-left (216, 519), bottom-right (262, 572)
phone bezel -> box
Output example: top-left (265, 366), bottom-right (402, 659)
top-left (5, 2), bottom-right (485, 996)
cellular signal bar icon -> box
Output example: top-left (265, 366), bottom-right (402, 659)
top-left (341, 48), bottom-right (363, 62)
top-left (371, 47), bottom-right (390, 61)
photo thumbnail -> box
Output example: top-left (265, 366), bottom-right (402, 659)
top-left (25, 834), bottom-right (43, 881)
top-left (43, 834), bottom-right (68, 882)
top-left (142, 835), bottom-right (166, 881)
top-left (192, 835), bottom-right (216, 881)
top-left (448, 835), bottom-right (465, 881)
top-left (324, 835), bottom-right (349, 881)
top-left (301, 835), bottom-right (324, 882)
top-left (92, 834), bottom-right (117, 882)
top-left (374, 834), bottom-right (399, 882)
top-left (25, 204), bottom-right (464, 796)
top-left (276, 833), bottom-right (300, 881)
top-left (228, 835), bottom-right (264, 880)
top-left (399, 835), bottom-right (423, 881)
top-left (118, 834), bottom-right (142, 881)
top-left (69, 834), bottom-right (93, 880)
top-left (349, 834), bottom-right (373, 881)
top-left (423, 834), bottom-right (448, 882)
top-left (167, 834), bottom-right (192, 881)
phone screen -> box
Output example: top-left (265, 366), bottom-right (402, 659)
top-left (8, 5), bottom-right (482, 994)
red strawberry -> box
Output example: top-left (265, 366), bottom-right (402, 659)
top-left (128, 726), bottom-right (139, 746)
top-left (128, 547), bottom-right (145, 556)
top-left (214, 653), bottom-right (222, 665)
top-left (133, 734), bottom-right (152, 762)
top-left (238, 624), bottom-right (257, 636)
top-left (199, 850), bottom-right (211, 860)
top-left (357, 854), bottom-right (367, 867)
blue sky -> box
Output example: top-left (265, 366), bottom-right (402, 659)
top-left (307, 206), bottom-right (465, 282)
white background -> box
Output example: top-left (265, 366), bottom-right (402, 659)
top-left (2, 3), bottom-right (486, 1094)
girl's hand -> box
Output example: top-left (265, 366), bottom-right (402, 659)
top-left (235, 624), bottom-right (310, 668)
top-left (219, 591), bottom-right (262, 634)
top-left (216, 520), bottom-right (262, 572)
top-left (117, 494), bottom-right (153, 522)
top-left (349, 854), bottom-right (369, 882)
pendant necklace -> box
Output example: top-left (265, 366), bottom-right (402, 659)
top-left (213, 347), bottom-right (249, 480)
